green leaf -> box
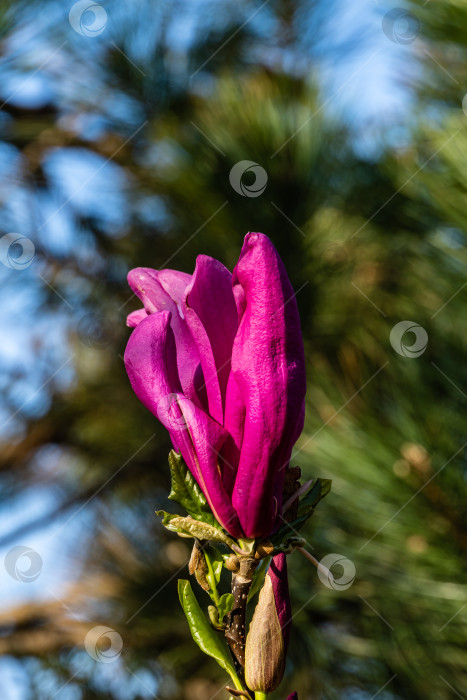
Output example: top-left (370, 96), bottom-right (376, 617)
top-left (237, 537), bottom-right (256, 554)
top-left (205, 545), bottom-right (229, 584)
top-left (156, 511), bottom-right (236, 547)
top-left (270, 478), bottom-right (332, 545)
top-left (178, 580), bottom-right (243, 691)
top-left (207, 594), bottom-right (233, 630)
top-left (208, 605), bottom-right (224, 630)
top-left (297, 478), bottom-right (332, 519)
top-left (217, 593), bottom-right (234, 623)
top-left (168, 450), bottom-right (217, 527)
top-left (203, 546), bottom-right (221, 604)
top-left (271, 537), bottom-right (306, 554)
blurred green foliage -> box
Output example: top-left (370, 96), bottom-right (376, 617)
top-left (0, 1), bottom-right (466, 699)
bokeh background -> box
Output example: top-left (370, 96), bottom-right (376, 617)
top-left (1, 1), bottom-right (466, 698)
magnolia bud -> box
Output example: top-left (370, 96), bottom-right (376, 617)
top-left (224, 554), bottom-right (240, 572)
top-left (245, 553), bottom-right (291, 693)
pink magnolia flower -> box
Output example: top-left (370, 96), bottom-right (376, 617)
top-left (124, 233), bottom-right (306, 539)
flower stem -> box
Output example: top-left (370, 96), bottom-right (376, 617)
top-left (296, 546), bottom-right (333, 582)
top-left (255, 692), bottom-right (268, 700)
top-left (225, 556), bottom-right (258, 672)
top-left (203, 548), bottom-right (220, 605)
top-left (229, 670), bottom-right (249, 693)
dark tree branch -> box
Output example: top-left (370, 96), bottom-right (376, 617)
top-left (224, 556), bottom-right (258, 673)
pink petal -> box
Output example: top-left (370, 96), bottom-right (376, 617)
top-left (157, 268), bottom-right (192, 307)
top-left (221, 372), bottom-right (245, 495)
top-left (175, 404), bottom-right (244, 538)
top-left (126, 308), bottom-right (147, 327)
top-left (128, 267), bottom-right (170, 314)
top-left (184, 255), bottom-right (238, 424)
top-left (124, 312), bottom-right (243, 538)
top-left (124, 311), bottom-right (182, 426)
top-left (128, 268), bottom-right (205, 407)
top-left (230, 233), bottom-right (306, 538)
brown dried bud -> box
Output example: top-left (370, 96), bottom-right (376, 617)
top-left (255, 542), bottom-right (275, 559)
top-left (189, 541), bottom-right (210, 591)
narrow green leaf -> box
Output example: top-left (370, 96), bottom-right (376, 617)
top-left (270, 477), bottom-right (332, 545)
top-left (178, 580), bottom-right (243, 690)
top-left (205, 545), bottom-right (229, 584)
top-left (297, 478), bottom-right (332, 519)
top-left (217, 592), bottom-right (234, 623)
top-left (208, 605), bottom-right (224, 630)
top-left (203, 546), bottom-right (221, 605)
top-left (156, 511), bottom-right (236, 547)
top-left (167, 450), bottom-right (217, 527)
